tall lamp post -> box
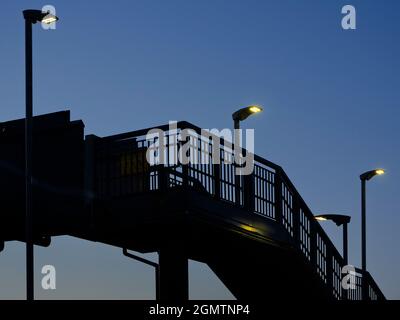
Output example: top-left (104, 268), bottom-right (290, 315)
top-left (314, 214), bottom-right (351, 265)
top-left (359, 168), bottom-right (385, 300)
top-left (23, 9), bottom-right (58, 301)
top-left (231, 105), bottom-right (263, 205)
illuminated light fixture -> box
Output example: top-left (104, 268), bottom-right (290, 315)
top-left (41, 13), bottom-right (58, 24)
top-left (23, 9), bottom-right (58, 24)
top-left (232, 105), bottom-right (263, 127)
top-left (359, 167), bottom-right (386, 300)
top-left (315, 214), bottom-right (351, 266)
top-left (249, 106), bottom-right (262, 113)
top-left (360, 168), bottom-right (385, 181)
top-left (314, 214), bottom-right (351, 226)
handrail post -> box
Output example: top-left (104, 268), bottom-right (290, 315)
top-left (213, 139), bottom-right (221, 199)
top-left (214, 163), bottom-right (221, 199)
top-left (363, 273), bottom-right (370, 301)
top-left (244, 172), bottom-right (254, 212)
top-left (182, 163), bottom-right (189, 189)
top-left (292, 198), bottom-right (301, 247)
top-left (326, 246), bottom-right (333, 298)
top-left (342, 263), bottom-right (348, 300)
top-left (234, 168), bottom-right (241, 207)
top-left (274, 168), bottom-right (283, 224)
top-left (158, 165), bottom-right (168, 191)
top-left (180, 137), bottom-right (189, 189)
top-left (309, 220), bottom-right (318, 272)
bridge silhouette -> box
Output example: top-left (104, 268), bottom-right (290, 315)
top-left (0, 111), bottom-right (385, 300)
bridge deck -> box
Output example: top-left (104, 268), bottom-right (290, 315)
top-left (0, 113), bottom-right (385, 300)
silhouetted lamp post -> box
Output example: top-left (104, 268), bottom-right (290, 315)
top-left (315, 214), bottom-right (351, 265)
top-left (231, 105), bottom-right (263, 205)
top-left (23, 9), bottom-right (58, 301)
top-left (232, 105), bottom-right (263, 130)
top-left (359, 168), bottom-right (385, 300)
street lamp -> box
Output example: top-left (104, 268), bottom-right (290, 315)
top-left (360, 168), bottom-right (385, 300)
top-left (231, 105), bottom-right (263, 205)
top-left (23, 8), bottom-right (59, 301)
top-left (314, 214), bottom-right (351, 265)
top-left (232, 105), bottom-right (263, 130)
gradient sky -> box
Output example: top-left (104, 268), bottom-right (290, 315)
top-left (0, 0), bottom-right (399, 299)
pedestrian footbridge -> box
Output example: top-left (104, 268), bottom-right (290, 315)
top-left (0, 111), bottom-right (385, 301)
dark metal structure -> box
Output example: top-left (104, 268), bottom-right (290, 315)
top-left (23, 9), bottom-right (59, 300)
top-left (315, 214), bottom-right (351, 265)
top-left (0, 111), bottom-right (385, 301)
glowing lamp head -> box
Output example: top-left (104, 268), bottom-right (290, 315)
top-left (249, 106), bottom-right (262, 113)
top-left (360, 168), bottom-right (386, 181)
top-left (315, 214), bottom-right (351, 226)
top-left (41, 13), bottom-right (58, 24)
top-left (23, 9), bottom-right (59, 24)
top-left (232, 105), bottom-right (264, 122)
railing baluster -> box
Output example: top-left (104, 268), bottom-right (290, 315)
top-left (292, 197), bottom-right (301, 248)
top-left (158, 165), bottom-right (168, 191)
top-left (213, 139), bottom-right (222, 199)
top-left (213, 163), bottom-right (220, 199)
top-left (182, 163), bottom-right (189, 188)
top-left (274, 168), bottom-right (283, 224)
top-left (244, 172), bottom-right (255, 212)
top-left (310, 219), bottom-right (318, 273)
top-left (326, 246), bottom-right (333, 297)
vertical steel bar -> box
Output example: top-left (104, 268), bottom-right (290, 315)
top-left (25, 19), bottom-right (34, 301)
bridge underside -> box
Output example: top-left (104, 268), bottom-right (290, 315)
top-left (73, 187), bottom-right (332, 301)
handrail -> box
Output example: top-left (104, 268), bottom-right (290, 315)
top-left (282, 171), bottom-right (344, 263)
top-left (91, 120), bottom-right (385, 300)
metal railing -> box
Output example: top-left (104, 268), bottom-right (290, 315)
top-left (91, 121), bottom-right (385, 300)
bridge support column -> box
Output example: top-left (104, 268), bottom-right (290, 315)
top-left (159, 249), bottom-right (188, 301)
